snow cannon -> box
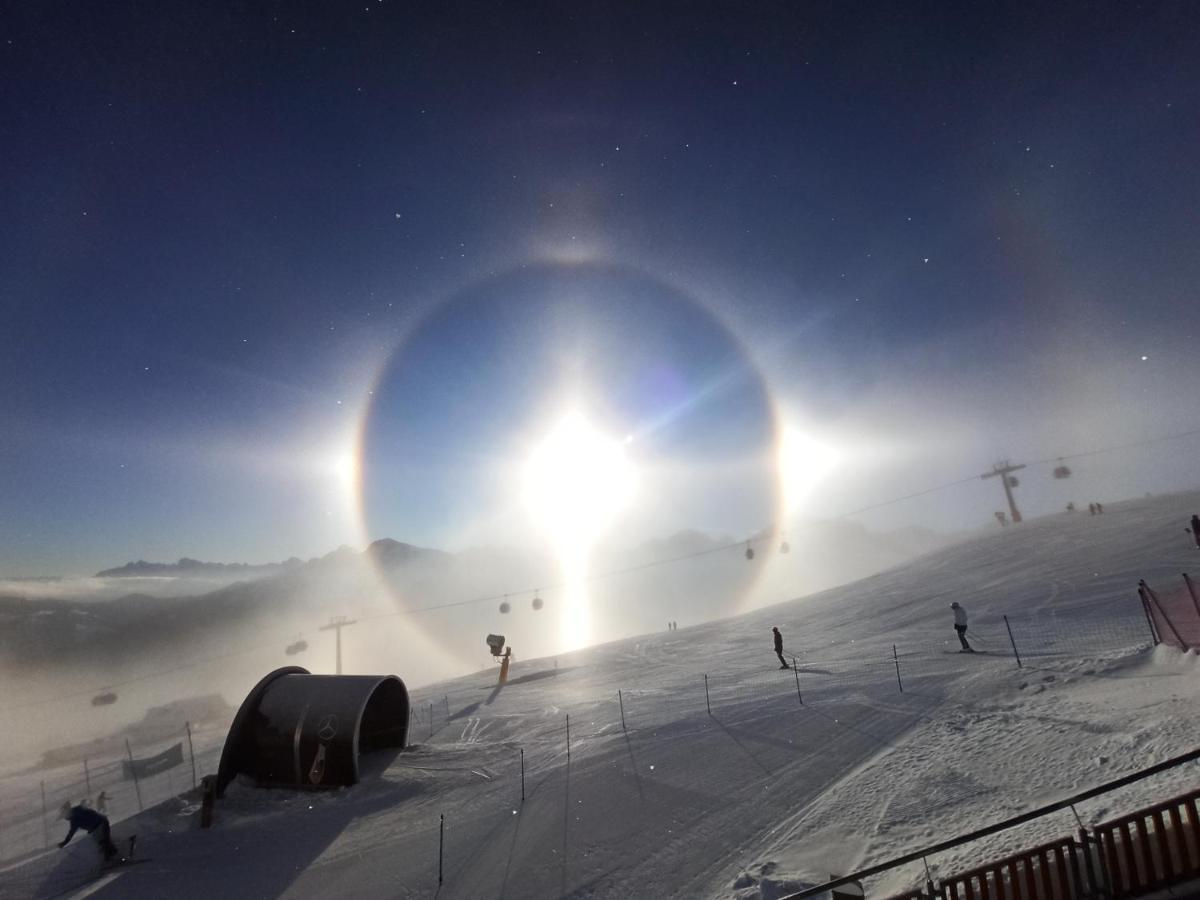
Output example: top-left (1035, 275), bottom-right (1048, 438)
top-left (486, 634), bottom-right (507, 657)
top-left (215, 667), bottom-right (409, 796)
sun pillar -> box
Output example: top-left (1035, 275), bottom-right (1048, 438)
top-left (522, 411), bottom-right (635, 652)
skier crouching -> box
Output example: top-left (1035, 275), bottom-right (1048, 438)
top-left (950, 602), bottom-right (974, 652)
top-left (59, 802), bottom-right (118, 861)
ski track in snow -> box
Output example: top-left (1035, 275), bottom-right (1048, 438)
top-left (4, 491), bottom-right (1200, 899)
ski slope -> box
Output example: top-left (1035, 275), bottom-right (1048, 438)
top-left (5, 490), bottom-right (1200, 899)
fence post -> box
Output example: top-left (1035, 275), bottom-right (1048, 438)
top-left (1003, 615), bottom-right (1023, 668)
top-left (1183, 573), bottom-right (1200, 620)
top-left (892, 645), bottom-right (904, 693)
top-left (792, 657), bottom-right (803, 705)
top-left (1079, 827), bottom-right (1100, 896)
top-left (618, 690), bottom-right (627, 732)
top-left (83, 757), bottom-right (92, 801)
top-left (1138, 587), bottom-right (1160, 645)
top-left (565, 714), bottom-right (570, 761)
top-left (703, 674), bottom-right (711, 715)
top-left (200, 775), bottom-right (215, 828)
top-left (125, 739), bottom-right (144, 812)
top-left (520, 747), bottom-right (525, 803)
top-left (40, 780), bottom-right (48, 849)
top-left (186, 722), bottom-right (197, 790)
top-left (438, 813), bottom-right (444, 886)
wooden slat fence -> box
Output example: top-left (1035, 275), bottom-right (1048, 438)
top-left (1095, 787), bottom-right (1200, 898)
top-left (935, 836), bottom-right (1085, 900)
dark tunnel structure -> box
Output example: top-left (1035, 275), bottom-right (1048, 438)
top-left (216, 666), bottom-right (409, 796)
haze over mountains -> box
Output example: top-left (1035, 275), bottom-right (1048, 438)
top-left (0, 520), bottom-right (950, 763)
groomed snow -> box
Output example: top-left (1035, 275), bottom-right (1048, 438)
top-left (4, 491), bottom-right (1200, 899)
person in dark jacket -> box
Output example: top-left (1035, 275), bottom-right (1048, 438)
top-left (1190, 515), bottom-right (1200, 549)
top-left (772, 627), bottom-right (789, 669)
top-left (59, 802), bottom-right (118, 861)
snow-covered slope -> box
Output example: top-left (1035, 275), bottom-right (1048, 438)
top-left (4, 491), bottom-right (1200, 900)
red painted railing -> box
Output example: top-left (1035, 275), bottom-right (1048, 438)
top-left (1094, 787), bottom-right (1200, 898)
top-left (880, 789), bottom-right (1200, 899)
top-left (936, 836), bottom-right (1084, 900)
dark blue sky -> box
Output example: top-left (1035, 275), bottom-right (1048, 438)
top-left (3, 2), bottom-right (1199, 574)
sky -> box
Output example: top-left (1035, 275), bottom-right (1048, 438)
top-left (3, 2), bottom-right (1200, 577)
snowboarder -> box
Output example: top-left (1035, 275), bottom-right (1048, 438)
top-left (950, 602), bottom-right (973, 652)
top-left (1190, 515), bottom-right (1200, 549)
top-left (58, 801), bottom-right (118, 861)
top-left (772, 627), bottom-right (789, 669)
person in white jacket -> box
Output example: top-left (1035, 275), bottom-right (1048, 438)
top-left (950, 602), bottom-right (973, 652)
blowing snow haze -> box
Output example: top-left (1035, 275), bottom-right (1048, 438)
top-left (1, 1), bottom-right (1199, 890)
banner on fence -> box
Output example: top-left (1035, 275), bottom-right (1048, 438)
top-left (122, 742), bottom-right (183, 780)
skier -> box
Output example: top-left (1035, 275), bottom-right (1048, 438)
top-left (950, 602), bottom-right (973, 652)
top-left (1190, 515), bottom-right (1200, 549)
top-left (772, 626), bottom-right (789, 669)
top-left (58, 801), bottom-right (118, 861)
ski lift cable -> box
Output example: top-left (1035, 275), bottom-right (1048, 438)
top-left (1026, 426), bottom-right (1200, 467)
top-left (12, 423), bottom-right (1200, 712)
top-left (0, 637), bottom-right (284, 714)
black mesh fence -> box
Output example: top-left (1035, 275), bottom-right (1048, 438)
top-left (0, 724), bottom-right (211, 865)
top-left (1003, 600), bottom-right (1152, 659)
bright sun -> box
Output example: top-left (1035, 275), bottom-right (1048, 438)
top-left (522, 411), bottom-right (636, 649)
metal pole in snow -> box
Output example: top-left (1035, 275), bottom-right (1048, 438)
top-left (438, 814), bottom-right (444, 885)
top-left (520, 748), bottom-right (525, 803)
top-left (1183, 573), bottom-right (1200, 621)
top-left (1003, 615), bottom-right (1023, 669)
top-left (40, 781), bottom-right (48, 849)
top-left (704, 674), bottom-right (711, 715)
top-left (565, 714), bottom-right (571, 761)
top-left (1150, 592), bottom-right (1189, 650)
top-left (429, 703), bottom-right (434, 739)
top-left (186, 722), bottom-right (197, 790)
top-left (1139, 587), bottom-right (1160, 645)
top-left (892, 645), bottom-right (904, 693)
top-left (792, 657), bottom-right (803, 705)
top-left (618, 690), bottom-right (627, 732)
top-left (124, 744), bottom-right (142, 816)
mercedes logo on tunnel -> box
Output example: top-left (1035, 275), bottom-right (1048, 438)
top-left (317, 715), bottom-right (339, 742)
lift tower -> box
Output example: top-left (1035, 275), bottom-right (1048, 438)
top-left (982, 460), bottom-right (1026, 524)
